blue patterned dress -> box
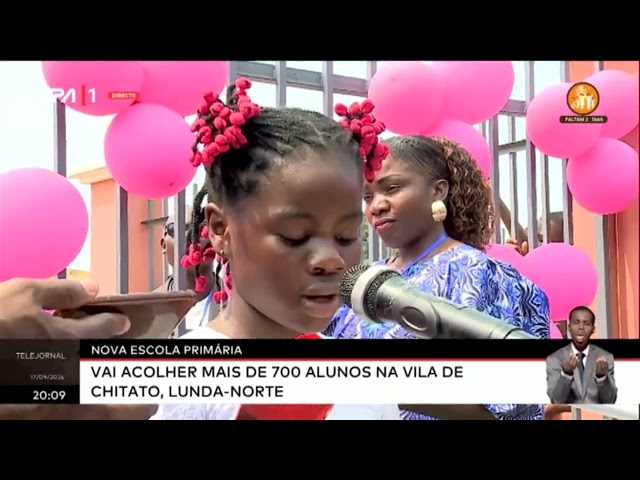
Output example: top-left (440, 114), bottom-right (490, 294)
top-left (324, 244), bottom-right (550, 420)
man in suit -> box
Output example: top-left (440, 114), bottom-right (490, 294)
top-left (546, 306), bottom-right (617, 404)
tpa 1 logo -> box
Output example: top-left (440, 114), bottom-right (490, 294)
top-left (51, 86), bottom-right (139, 106)
top-left (51, 85), bottom-right (96, 105)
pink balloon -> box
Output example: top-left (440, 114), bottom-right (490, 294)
top-left (422, 120), bottom-right (492, 177)
top-left (523, 243), bottom-right (598, 322)
top-left (104, 103), bottom-right (197, 199)
top-left (42, 61), bottom-right (143, 116)
top-left (139, 62), bottom-right (229, 117)
top-left (585, 70), bottom-right (639, 139)
top-left (567, 138), bottom-right (639, 214)
top-left (0, 168), bottom-right (88, 281)
top-left (368, 62), bottom-right (445, 135)
top-left (526, 83), bottom-right (602, 158)
top-left (485, 243), bottom-right (524, 271)
top-left (549, 321), bottom-right (563, 339)
top-left (431, 61), bottom-right (515, 125)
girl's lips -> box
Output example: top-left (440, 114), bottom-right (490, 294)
top-left (301, 295), bottom-right (340, 319)
top-left (375, 220), bottom-right (395, 232)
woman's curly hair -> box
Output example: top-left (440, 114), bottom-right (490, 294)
top-left (385, 135), bottom-right (495, 250)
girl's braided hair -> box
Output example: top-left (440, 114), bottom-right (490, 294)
top-left (182, 77), bottom-right (389, 303)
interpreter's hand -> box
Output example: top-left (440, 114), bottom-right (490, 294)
top-left (595, 356), bottom-right (609, 378)
top-left (0, 277), bottom-right (130, 339)
top-left (0, 278), bottom-right (157, 421)
top-left (561, 353), bottom-right (579, 375)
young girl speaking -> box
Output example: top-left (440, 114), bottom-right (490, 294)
top-left (152, 79), bottom-right (399, 420)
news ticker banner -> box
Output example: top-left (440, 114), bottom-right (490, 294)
top-left (1, 339), bottom-right (639, 405)
top-left (78, 339), bottom-right (640, 405)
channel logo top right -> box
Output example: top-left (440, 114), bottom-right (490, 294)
top-left (561, 82), bottom-right (608, 124)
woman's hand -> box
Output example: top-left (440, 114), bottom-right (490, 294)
top-left (505, 237), bottom-right (528, 256)
top-left (544, 404), bottom-right (571, 420)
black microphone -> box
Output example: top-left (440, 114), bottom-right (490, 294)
top-left (339, 264), bottom-right (537, 340)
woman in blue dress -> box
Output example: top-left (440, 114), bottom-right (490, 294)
top-left (324, 135), bottom-right (550, 420)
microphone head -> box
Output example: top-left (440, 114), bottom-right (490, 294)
top-left (339, 264), bottom-right (369, 308)
top-left (340, 264), bottom-right (402, 322)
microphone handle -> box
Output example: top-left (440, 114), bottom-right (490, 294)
top-left (502, 329), bottom-right (537, 340)
top-left (375, 278), bottom-right (538, 340)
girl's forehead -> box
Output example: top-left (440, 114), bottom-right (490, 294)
top-left (234, 160), bottom-right (362, 218)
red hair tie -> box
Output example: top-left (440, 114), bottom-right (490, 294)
top-left (194, 275), bottom-right (208, 293)
top-left (334, 99), bottom-right (389, 182)
top-left (188, 77), bottom-right (262, 168)
top-left (213, 291), bottom-right (228, 304)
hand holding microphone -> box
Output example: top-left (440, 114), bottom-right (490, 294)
top-left (0, 278), bottom-right (131, 339)
top-left (339, 264), bottom-right (537, 340)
